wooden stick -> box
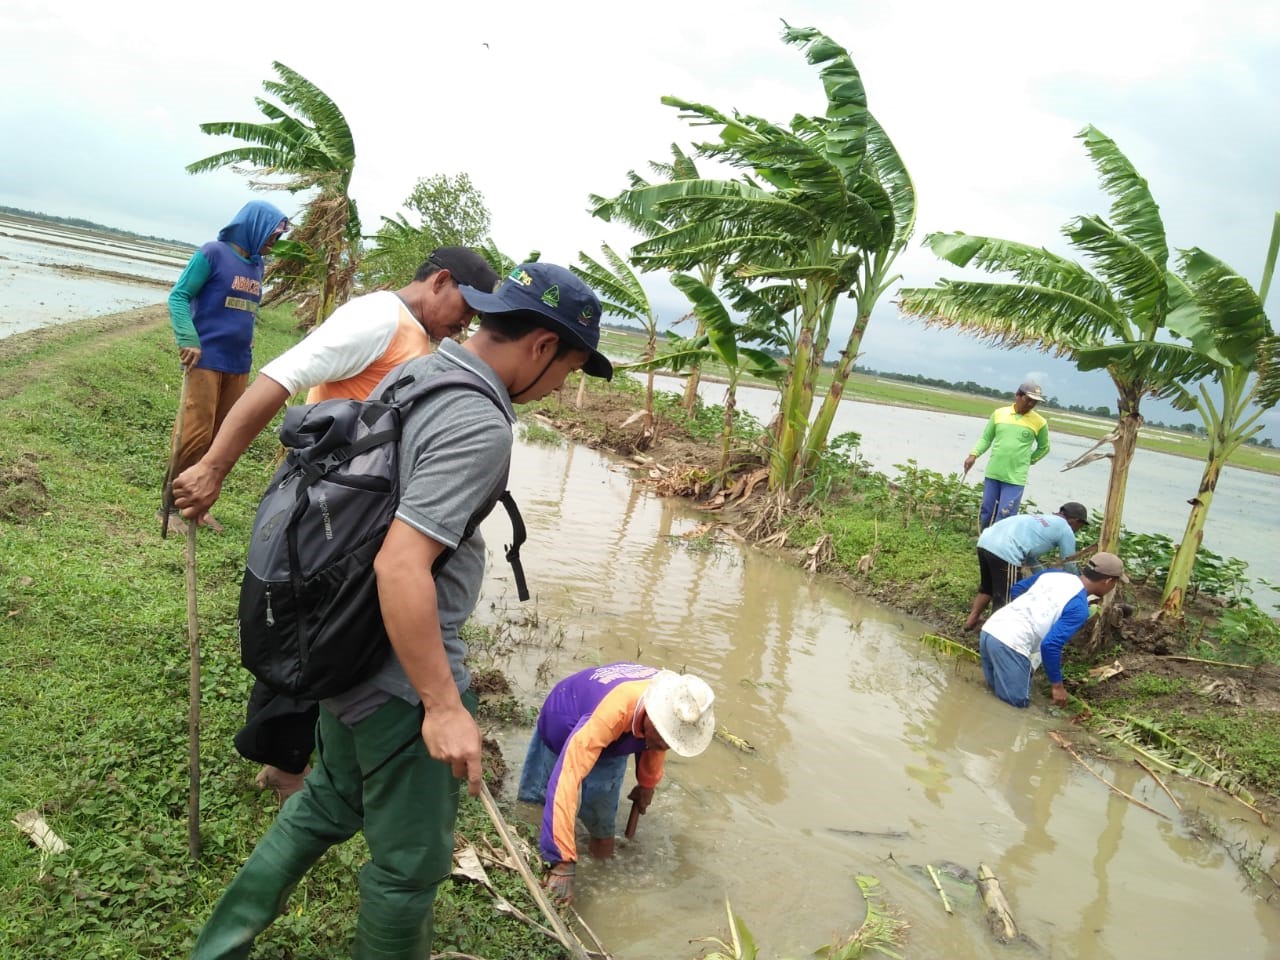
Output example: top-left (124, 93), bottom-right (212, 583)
top-left (1134, 758), bottom-right (1182, 812)
top-left (1049, 732), bottom-right (1169, 820)
top-left (185, 520), bottom-right (201, 861)
top-left (477, 781), bottom-right (590, 960)
top-left (976, 863), bottom-right (1019, 944)
top-left (926, 863), bottom-right (953, 915)
top-left (567, 907), bottom-right (615, 960)
top-left (1162, 655), bottom-right (1257, 669)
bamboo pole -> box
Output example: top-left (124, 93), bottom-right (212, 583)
top-left (975, 863), bottom-right (1019, 944)
top-left (925, 863), bottom-right (953, 915)
top-left (477, 781), bottom-right (590, 960)
top-left (1049, 732), bottom-right (1169, 820)
top-left (184, 520), bottom-right (201, 861)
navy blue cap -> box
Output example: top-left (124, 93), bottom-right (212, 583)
top-left (459, 262), bottom-right (613, 380)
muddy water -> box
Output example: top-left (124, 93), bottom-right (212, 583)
top-left (475, 435), bottom-right (1280, 960)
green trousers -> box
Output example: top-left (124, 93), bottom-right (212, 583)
top-left (191, 694), bottom-right (472, 959)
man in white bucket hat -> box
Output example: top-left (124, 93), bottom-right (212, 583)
top-left (517, 662), bottom-right (716, 906)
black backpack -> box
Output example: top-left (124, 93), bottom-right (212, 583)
top-left (237, 366), bottom-right (529, 700)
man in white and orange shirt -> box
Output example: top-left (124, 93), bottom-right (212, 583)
top-left (517, 663), bottom-right (716, 906)
top-left (172, 246), bottom-right (499, 799)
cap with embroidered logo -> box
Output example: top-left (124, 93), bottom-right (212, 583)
top-left (458, 262), bottom-right (612, 380)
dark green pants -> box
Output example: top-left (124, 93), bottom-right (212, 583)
top-left (191, 694), bottom-right (473, 959)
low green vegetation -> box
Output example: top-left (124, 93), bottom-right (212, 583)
top-left (0, 311), bottom-right (568, 959)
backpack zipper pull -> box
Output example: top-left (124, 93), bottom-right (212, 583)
top-left (265, 587), bottom-right (276, 627)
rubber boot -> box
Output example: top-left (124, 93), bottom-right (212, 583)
top-left (189, 824), bottom-right (328, 959)
top-left (349, 860), bottom-right (436, 959)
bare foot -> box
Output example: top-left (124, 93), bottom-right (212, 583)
top-left (255, 764), bottom-right (310, 802)
top-left (196, 512), bottom-right (224, 533)
top-left (587, 836), bottom-right (616, 860)
top-left (157, 509), bottom-right (188, 536)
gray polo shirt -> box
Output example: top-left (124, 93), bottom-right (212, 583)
top-left (324, 339), bottom-right (515, 725)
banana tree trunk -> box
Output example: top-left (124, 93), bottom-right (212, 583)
top-left (682, 364), bottom-right (702, 414)
top-left (1159, 450), bottom-right (1222, 618)
top-left (769, 292), bottom-right (834, 491)
top-left (682, 317), bottom-right (707, 414)
top-left (802, 310), bottom-right (871, 471)
top-left (770, 324), bottom-right (816, 489)
top-left (1096, 388), bottom-right (1142, 553)
top-left (1160, 374), bottom-right (1259, 619)
top-left (719, 378), bottom-right (738, 479)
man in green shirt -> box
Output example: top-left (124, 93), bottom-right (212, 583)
top-left (963, 381), bottom-right (1051, 529)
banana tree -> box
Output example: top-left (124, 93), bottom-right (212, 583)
top-left (592, 24), bottom-right (908, 494)
top-left (592, 144), bottom-right (721, 414)
top-left (633, 273), bottom-right (784, 482)
top-left (1081, 218), bottom-right (1278, 617)
top-left (899, 126), bottom-right (1205, 552)
top-left (571, 244), bottom-right (663, 446)
top-left (188, 62), bottom-right (360, 326)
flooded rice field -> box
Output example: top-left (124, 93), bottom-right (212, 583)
top-left (473, 436), bottom-right (1280, 959)
top-left (0, 213), bottom-right (189, 337)
top-left (680, 376), bottom-right (1280, 611)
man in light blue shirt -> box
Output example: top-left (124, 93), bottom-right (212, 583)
top-left (964, 502), bottom-right (1088, 631)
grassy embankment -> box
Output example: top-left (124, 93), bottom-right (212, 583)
top-left (0, 309), bottom-right (569, 959)
top-left (596, 326), bottom-right (1280, 476)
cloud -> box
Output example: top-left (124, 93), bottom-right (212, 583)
top-left (2, 0), bottom-right (1276, 437)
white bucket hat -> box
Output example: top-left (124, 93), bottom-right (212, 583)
top-left (645, 670), bottom-right (716, 757)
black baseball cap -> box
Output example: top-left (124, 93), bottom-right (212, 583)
top-left (1059, 502), bottom-right (1088, 525)
top-left (425, 246), bottom-right (501, 292)
top-left (459, 262), bottom-right (613, 380)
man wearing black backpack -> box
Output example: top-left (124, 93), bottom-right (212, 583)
top-left (173, 247), bottom-right (499, 802)
top-left (190, 261), bottom-right (612, 960)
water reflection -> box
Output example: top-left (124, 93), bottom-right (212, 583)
top-left (479, 436), bottom-right (1280, 959)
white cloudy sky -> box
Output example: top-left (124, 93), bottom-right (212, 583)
top-left (3, 0), bottom-right (1278, 436)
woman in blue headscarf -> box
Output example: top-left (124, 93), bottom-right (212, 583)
top-left (164, 200), bottom-right (288, 531)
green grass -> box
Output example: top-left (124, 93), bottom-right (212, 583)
top-left (0, 310), bottom-right (570, 959)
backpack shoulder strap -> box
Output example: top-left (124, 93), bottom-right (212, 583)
top-left (497, 491), bottom-right (529, 601)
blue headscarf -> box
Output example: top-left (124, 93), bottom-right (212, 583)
top-left (217, 200), bottom-right (289, 264)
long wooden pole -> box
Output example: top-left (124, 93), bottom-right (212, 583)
top-left (185, 520), bottom-right (201, 861)
top-left (477, 782), bottom-right (589, 960)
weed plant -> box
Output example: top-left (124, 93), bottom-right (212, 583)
top-left (0, 310), bottom-right (569, 959)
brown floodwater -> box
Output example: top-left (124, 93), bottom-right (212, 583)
top-left (474, 434), bottom-right (1280, 960)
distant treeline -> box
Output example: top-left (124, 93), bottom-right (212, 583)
top-left (856, 367), bottom-right (1273, 446)
top-left (0, 206), bottom-right (194, 249)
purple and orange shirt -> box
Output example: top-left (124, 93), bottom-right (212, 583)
top-left (536, 663), bottom-right (667, 863)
